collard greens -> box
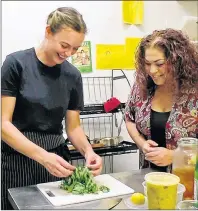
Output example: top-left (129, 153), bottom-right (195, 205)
top-left (60, 166), bottom-right (110, 195)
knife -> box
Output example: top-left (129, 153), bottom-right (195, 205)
top-left (96, 198), bottom-right (123, 210)
top-left (108, 198), bottom-right (122, 210)
top-left (62, 198), bottom-right (123, 210)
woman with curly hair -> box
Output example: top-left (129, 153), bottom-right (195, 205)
top-left (125, 28), bottom-right (198, 172)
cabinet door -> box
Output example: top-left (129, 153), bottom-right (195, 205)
top-left (113, 151), bottom-right (140, 173)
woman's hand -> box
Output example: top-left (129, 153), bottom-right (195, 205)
top-left (141, 140), bottom-right (158, 154)
top-left (42, 152), bottom-right (76, 178)
top-left (85, 150), bottom-right (103, 176)
top-left (145, 147), bottom-right (173, 166)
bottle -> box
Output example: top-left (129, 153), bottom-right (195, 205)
top-left (195, 154), bottom-right (198, 200)
top-left (172, 137), bottom-right (198, 200)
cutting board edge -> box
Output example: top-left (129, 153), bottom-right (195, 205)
top-left (37, 189), bottom-right (134, 207)
top-left (36, 174), bottom-right (135, 207)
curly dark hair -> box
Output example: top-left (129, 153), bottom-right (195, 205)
top-left (135, 28), bottom-right (198, 99)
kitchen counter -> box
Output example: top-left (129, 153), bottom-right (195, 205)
top-left (8, 168), bottom-right (154, 210)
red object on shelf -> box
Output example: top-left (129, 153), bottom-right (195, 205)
top-left (104, 97), bottom-right (121, 113)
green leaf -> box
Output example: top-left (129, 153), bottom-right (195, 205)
top-left (60, 166), bottom-right (110, 195)
top-left (99, 185), bottom-right (110, 193)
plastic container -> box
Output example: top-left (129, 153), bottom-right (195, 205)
top-left (144, 172), bottom-right (180, 209)
top-left (177, 200), bottom-right (198, 210)
top-left (142, 181), bottom-right (185, 203)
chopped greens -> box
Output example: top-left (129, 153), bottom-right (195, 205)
top-left (99, 185), bottom-right (110, 193)
top-left (60, 166), bottom-right (110, 195)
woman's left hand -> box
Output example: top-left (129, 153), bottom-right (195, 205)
top-left (85, 150), bottom-right (103, 176)
top-left (145, 147), bottom-right (173, 166)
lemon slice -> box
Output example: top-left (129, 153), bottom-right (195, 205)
top-left (130, 192), bottom-right (145, 205)
top-left (188, 155), bottom-right (196, 165)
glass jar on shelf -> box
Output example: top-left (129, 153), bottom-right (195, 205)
top-left (195, 155), bottom-right (198, 200)
top-left (172, 137), bottom-right (198, 200)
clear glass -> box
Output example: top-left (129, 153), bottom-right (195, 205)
top-left (177, 200), bottom-right (198, 210)
top-left (196, 156), bottom-right (198, 200)
top-left (172, 138), bottom-right (198, 200)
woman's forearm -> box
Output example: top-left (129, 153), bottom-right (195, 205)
top-left (126, 121), bottom-right (146, 150)
top-left (2, 121), bottom-right (47, 165)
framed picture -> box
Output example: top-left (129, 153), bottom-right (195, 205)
top-left (71, 41), bottom-right (93, 73)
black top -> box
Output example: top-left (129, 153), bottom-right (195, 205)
top-left (150, 109), bottom-right (170, 172)
top-left (1, 48), bottom-right (84, 135)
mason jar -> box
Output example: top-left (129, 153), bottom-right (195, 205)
top-left (172, 137), bottom-right (198, 200)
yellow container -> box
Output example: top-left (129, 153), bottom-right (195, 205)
top-left (145, 172), bottom-right (180, 209)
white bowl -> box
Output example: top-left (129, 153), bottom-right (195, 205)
top-left (177, 200), bottom-right (198, 210)
top-left (142, 181), bottom-right (186, 204)
top-left (124, 196), bottom-right (148, 209)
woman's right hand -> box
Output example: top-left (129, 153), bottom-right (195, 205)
top-left (141, 140), bottom-right (158, 154)
top-left (42, 152), bottom-right (76, 178)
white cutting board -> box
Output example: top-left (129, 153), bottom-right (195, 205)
top-left (37, 174), bottom-right (134, 207)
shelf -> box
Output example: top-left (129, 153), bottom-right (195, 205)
top-left (80, 103), bottom-right (126, 115)
top-left (70, 141), bottom-right (138, 160)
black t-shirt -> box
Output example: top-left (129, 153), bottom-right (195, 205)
top-left (1, 48), bottom-right (84, 135)
top-left (150, 109), bottom-right (170, 172)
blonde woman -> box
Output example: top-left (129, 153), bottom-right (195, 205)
top-left (1, 7), bottom-right (102, 210)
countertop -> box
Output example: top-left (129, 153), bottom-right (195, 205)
top-left (8, 168), bottom-right (154, 210)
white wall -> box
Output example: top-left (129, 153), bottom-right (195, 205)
top-left (2, 1), bottom-right (197, 66)
top-left (2, 1), bottom-right (196, 171)
top-left (2, 1), bottom-right (196, 99)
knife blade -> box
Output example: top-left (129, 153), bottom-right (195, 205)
top-left (60, 198), bottom-right (122, 210)
top-left (108, 198), bottom-right (122, 210)
top-left (96, 198), bottom-right (122, 210)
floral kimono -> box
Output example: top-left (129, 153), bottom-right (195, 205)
top-left (125, 81), bottom-right (198, 168)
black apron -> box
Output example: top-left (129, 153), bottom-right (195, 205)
top-left (1, 131), bottom-right (71, 210)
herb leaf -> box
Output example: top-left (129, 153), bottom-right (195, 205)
top-left (60, 166), bottom-right (110, 195)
